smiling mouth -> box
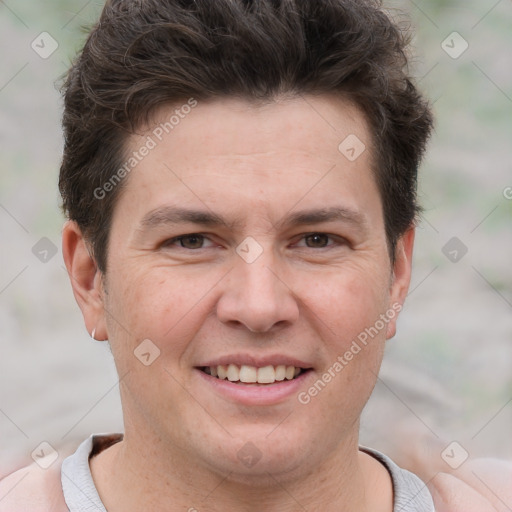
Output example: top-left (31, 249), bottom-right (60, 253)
top-left (198, 364), bottom-right (311, 385)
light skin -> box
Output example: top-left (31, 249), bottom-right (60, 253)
top-left (62, 95), bottom-right (415, 511)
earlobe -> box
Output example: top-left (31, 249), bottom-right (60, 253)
top-left (62, 220), bottom-right (107, 340)
top-left (386, 227), bottom-right (415, 340)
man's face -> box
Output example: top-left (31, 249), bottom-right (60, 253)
top-left (93, 95), bottom-right (411, 479)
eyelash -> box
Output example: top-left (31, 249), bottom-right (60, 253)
top-left (162, 232), bottom-right (346, 251)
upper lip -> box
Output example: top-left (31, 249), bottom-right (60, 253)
top-left (197, 354), bottom-right (313, 369)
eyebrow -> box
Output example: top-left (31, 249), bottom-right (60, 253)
top-left (138, 205), bottom-right (368, 233)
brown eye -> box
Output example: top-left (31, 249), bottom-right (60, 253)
top-left (177, 234), bottom-right (205, 249)
top-left (163, 233), bottom-right (211, 250)
top-left (294, 233), bottom-right (348, 251)
top-left (304, 233), bottom-right (330, 248)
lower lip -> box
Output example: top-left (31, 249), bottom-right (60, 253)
top-left (194, 368), bottom-right (313, 406)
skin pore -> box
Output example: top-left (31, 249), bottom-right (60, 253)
top-left (62, 94), bottom-right (414, 511)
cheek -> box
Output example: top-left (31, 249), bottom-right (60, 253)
top-left (304, 263), bottom-right (391, 346)
top-left (104, 266), bottom-right (216, 360)
top-left (308, 262), bottom-right (392, 391)
top-left (296, 271), bottom-right (390, 431)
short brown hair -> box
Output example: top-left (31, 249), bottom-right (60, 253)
top-left (59, 0), bottom-right (433, 272)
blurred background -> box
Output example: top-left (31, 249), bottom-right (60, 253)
top-left (1, 0), bottom-right (511, 477)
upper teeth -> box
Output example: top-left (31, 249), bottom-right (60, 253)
top-left (205, 364), bottom-right (301, 384)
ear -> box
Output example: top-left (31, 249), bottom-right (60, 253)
top-left (386, 226), bottom-right (415, 340)
top-left (62, 220), bottom-right (108, 340)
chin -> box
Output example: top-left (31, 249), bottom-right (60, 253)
top-left (213, 453), bottom-right (307, 485)
top-left (200, 426), bottom-right (316, 481)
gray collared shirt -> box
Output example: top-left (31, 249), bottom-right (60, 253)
top-left (61, 434), bottom-right (435, 511)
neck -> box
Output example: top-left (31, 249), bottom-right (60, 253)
top-left (90, 427), bottom-right (390, 512)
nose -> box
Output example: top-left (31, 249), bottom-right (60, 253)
top-left (216, 247), bottom-right (299, 333)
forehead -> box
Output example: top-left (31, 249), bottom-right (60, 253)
top-left (138, 94), bottom-right (372, 166)
top-left (112, 95), bottom-right (381, 231)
